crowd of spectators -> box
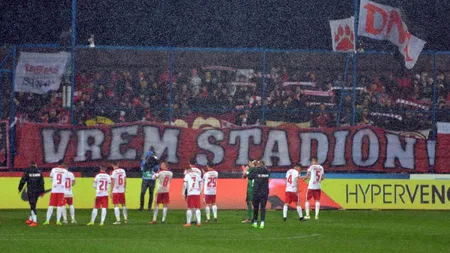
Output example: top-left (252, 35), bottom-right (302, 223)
top-left (2, 62), bottom-right (450, 131)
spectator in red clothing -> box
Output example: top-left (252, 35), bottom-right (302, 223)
top-left (312, 103), bottom-right (331, 128)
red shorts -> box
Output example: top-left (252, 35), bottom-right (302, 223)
top-left (187, 195), bottom-right (201, 209)
top-left (112, 193), bottom-right (126, 205)
top-left (95, 196), bottom-right (109, 209)
top-left (156, 192), bottom-right (170, 204)
top-left (204, 194), bottom-right (216, 204)
top-left (64, 197), bottom-right (73, 206)
top-left (306, 189), bottom-right (321, 201)
top-left (49, 193), bottom-right (65, 207)
top-left (284, 192), bottom-right (299, 204)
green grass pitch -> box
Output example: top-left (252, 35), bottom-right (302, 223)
top-left (0, 209), bottom-right (449, 253)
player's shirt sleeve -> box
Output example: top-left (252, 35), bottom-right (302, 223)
top-left (50, 169), bottom-right (54, 181)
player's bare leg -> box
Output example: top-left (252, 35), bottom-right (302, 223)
top-left (305, 201), bottom-right (311, 219)
top-left (212, 204), bottom-right (218, 222)
top-left (315, 201), bottom-right (320, 219)
top-left (283, 203), bottom-right (288, 221)
top-left (88, 208), bottom-right (98, 225)
top-left (185, 209), bottom-right (192, 227)
top-left (44, 206), bottom-right (54, 225)
top-left (69, 205), bottom-right (76, 223)
top-left (205, 205), bottom-right (211, 222)
top-left (122, 205), bottom-right (128, 224)
top-left (113, 205), bottom-right (121, 224)
top-left (162, 204), bottom-right (168, 223)
top-left (195, 208), bottom-right (201, 227)
top-left (100, 208), bottom-right (107, 225)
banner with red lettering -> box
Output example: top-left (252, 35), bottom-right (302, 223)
top-left (12, 122), bottom-right (446, 173)
top-left (14, 52), bottom-right (70, 94)
top-left (358, 0), bottom-right (426, 69)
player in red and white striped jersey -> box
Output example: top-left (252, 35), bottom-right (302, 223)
top-left (88, 165), bottom-right (111, 226)
top-left (110, 162), bottom-right (127, 225)
top-left (182, 162), bottom-right (203, 227)
top-left (43, 160), bottom-right (68, 226)
top-left (62, 170), bottom-right (77, 224)
top-left (283, 165), bottom-right (305, 222)
top-left (202, 162), bottom-right (218, 223)
top-left (150, 161), bottom-right (173, 224)
top-left (304, 157), bottom-right (325, 220)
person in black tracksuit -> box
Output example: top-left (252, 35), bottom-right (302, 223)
top-left (248, 161), bottom-right (270, 229)
top-left (18, 162), bottom-right (45, 226)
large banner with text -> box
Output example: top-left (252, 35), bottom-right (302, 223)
top-left (12, 122), bottom-right (446, 172)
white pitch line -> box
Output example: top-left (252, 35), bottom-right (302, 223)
top-left (0, 234), bottom-right (320, 241)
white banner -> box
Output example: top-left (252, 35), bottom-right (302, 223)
top-left (330, 17), bottom-right (355, 53)
top-left (358, 0), bottom-right (426, 69)
top-left (14, 52), bottom-right (70, 94)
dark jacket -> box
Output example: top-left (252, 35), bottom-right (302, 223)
top-left (18, 166), bottom-right (45, 195)
top-left (248, 166), bottom-right (270, 197)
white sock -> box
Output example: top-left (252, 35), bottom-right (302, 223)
top-left (46, 206), bottom-right (54, 221)
top-left (62, 206), bottom-right (67, 221)
top-left (195, 209), bottom-right (201, 224)
top-left (205, 206), bottom-right (210, 220)
top-left (162, 207), bottom-right (168, 222)
top-left (31, 210), bottom-right (37, 222)
top-left (305, 202), bottom-right (310, 216)
top-left (114, 207), bottom-right (121, 222)
top-left (69, 205), bottom-right (75, 220)
top-left (56, 207), bottom-right (63, 222)
top-left (153, 206), bottom-right (159, 221)
top-left (212, 205), bottom-right (218, 219)
top-left (186, 209), bottom-right (192, 224)
top-left (91, 208), bottom-right (98, 223)
top-left (29, 214), bottom-right (32, 221)
top-left (101, 208), bottom-right (107, 223)
top-left (122, 206), bottom-right (128, 221)
top-left (315, 201), bottom-right (320, 217)
top-left (260, 221), bottom-right (265, 227)
top-left (297, 206), bottom-right (303, 218)
top-left (283, 204), bottom-right (288, 218)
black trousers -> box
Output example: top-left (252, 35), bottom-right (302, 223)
top-left (140, 180), bottom-right (155, 209)
top-left (252, 193), bottom-right (268, 222)
top-left (28, 193), bottom-right (39, 215)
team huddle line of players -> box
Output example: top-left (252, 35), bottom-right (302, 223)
top-left (18, 157), bottom-right (324, 228)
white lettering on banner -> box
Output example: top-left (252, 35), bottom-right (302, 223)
top-left (108, 125), bottom-right (139, 160)
top-left (299, 132), bottom-right (329, 166)
top-left (352, 128), bottom-right (379, 166)
top-left (262, 130), bottom-right (291, 166)
top-left (32, 123), bottom-right (439, 172)
top-left (196, 129), bottom-right (225, 165)
top-left (229, 128), bottom-right (262, 165)
top-left (358, 0), bottom-right (426, 69)
top-left (332, 130), bottom-right (350, 166)
top-left (427, 140), bottom-right (436, 167)
top-left (42, 129), bottom-right (72, 163)
top-left (14, 52), bottom-right (70, 94)
top-left (74, 129), bottom-right (105, 161)
top-left (142, 126), bottom-right (180, 163)
top-left (384, 134), bottom-right (416, 169)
